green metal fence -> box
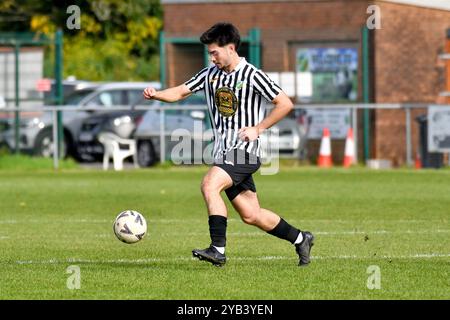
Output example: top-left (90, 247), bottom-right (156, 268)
top-left (0, 30), bottom-right (64, 157)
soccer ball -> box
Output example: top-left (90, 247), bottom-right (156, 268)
top-left (113, 210), bottom-right (147, 244)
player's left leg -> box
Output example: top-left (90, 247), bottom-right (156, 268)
top-left (230, 190), bottom-right (279, 231)
top-left (231, 190), bottom-right (315, 266)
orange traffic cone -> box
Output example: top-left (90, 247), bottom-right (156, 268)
top-left (318, 128), bottom-right (332, 167)
top-left (343, 128), bottom-right (355, 168)
top-left (415, 152), bottom-right (422, 169)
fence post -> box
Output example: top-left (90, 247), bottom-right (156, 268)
top-left (352, 107), bottom-right (358, 164)
top-left (159, 31), bottom-right (166, 88)
top-left (54, 29), bottom-right (64, 164)
top-left (14, 42), bottom-right (20, 154)
top-left (53, 109), bottom-right (59, 169)
top-left (160, 108), bottom-right (165, 164)
top-left (249, 28), bottom-right (261, 69)
top-left (362, 26), bottom-right (371, 162)
top-left (405, 106), bottom-right (412, 166)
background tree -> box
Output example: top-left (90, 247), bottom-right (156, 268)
top-left (0, 0), bottom-right (163, 81)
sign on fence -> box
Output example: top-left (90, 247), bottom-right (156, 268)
top-left (306, 108), bottom-right (351, 139)
top-left (428, 105), bottom-right (450, 152)
top-left (36, 78), bottom-right (52, 92)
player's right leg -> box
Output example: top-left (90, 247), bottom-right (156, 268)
top-left (200, 166), bottom-right (232, 217)
top-left (192, 166), bottom-right (233, 266)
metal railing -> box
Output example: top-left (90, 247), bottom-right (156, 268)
top-left (0, 102), bottom-right (441, 169)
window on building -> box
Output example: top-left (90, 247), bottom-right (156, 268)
top-left (295, 46), bottom-right (358, 103)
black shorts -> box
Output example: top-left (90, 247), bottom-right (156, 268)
top-left (214, 149), bottom-right (261, 201)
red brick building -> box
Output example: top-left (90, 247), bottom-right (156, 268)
top-left (160, 0), bottom-right (450, 166)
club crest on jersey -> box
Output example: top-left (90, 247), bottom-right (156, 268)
top-left (215, 87), bottom-right (238, 117)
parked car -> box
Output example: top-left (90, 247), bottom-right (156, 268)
top-left (134, 94), bottom-right (212, 167)
top-left (0, 95), bottom-right (6, 109)
top-left (76, 93), bottom-right (208, 163)
top-left (0, 82), bottom-right (160, 159)
top-left (134, 99), bottom-right (310, 167)
top-left (43, 78), bottom-right (94, 105)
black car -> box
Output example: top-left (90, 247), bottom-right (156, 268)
top-left (77, 93), bottom-right (209, 164)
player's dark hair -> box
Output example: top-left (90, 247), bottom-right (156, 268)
top-left (200, 22), bottom-right (241, 51)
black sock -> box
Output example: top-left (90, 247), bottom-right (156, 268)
top-left (267, 218), bottom-right (301, 244)
top-left (209, 215), bottom-right (227, 247)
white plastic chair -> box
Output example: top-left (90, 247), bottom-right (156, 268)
top-left (98, 132), bottom-right (138, 171)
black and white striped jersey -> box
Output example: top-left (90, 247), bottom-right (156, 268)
top-left (184, 58), bottom-right (282, 159)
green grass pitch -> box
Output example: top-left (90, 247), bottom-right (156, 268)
top-left (0, 167), bottom-right (449, 299)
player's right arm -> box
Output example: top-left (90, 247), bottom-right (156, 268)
top-left (144, 67), bottom-right (209, 102)
top-left (143, 84), bottom-right (192, 103)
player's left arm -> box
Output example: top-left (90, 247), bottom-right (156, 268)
top-left (239, 91), bottom-right (293, 142)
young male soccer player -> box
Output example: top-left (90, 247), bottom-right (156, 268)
top-left (143, 22), bottom-right (314, 267)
